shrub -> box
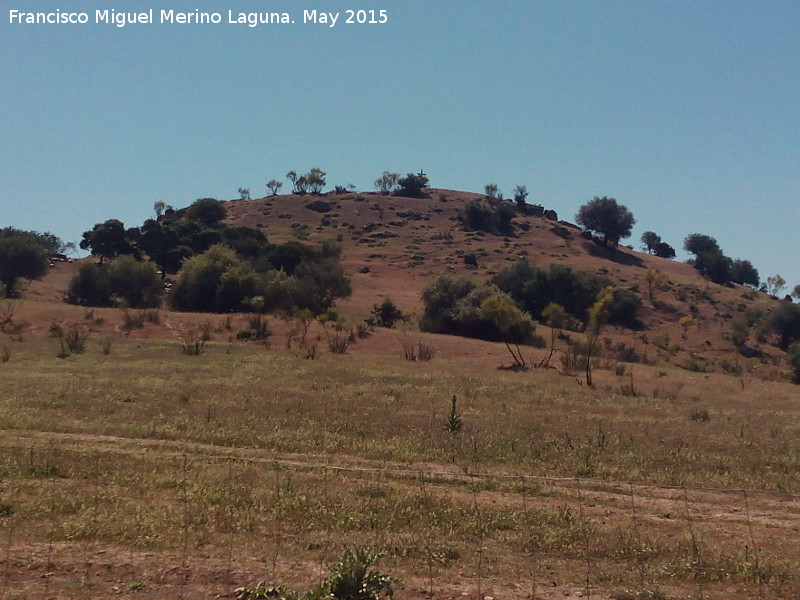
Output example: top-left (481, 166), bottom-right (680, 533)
top-left (293, 259), bottom-right (352, 315)
top-left (171, 245), bottom-right (265, 313)
top-left (443, 395), bottom-right (462, 433)
top-left (731, 259), bottom-right (760, 288)
top-left (121, 309), bottom-right (146, 331)
top-left (420, 275), bottom-right (540, 346)
top-left (608, 289), bottom-right (643, 329)
top-left (222, 226), bottom-right (270, 259)
top-left (67, 263), bottom-right (113, 307)
top-left (460, 200), bottom-right (514, 236)
top-left (370, 297), bottom-right (403, 328)
top-left (58, 326), bottom-right (88, 358)
top-left (179, 330), bottom-right (206, 355)
top-left (69, 257), bottom-right (163, 308)
top-left (108, 256), bottom-right (163, 308)
top-left (401, 338), bottom-right (436, 362)
top-left (319, 315), bottom-right (350, 354)
top-left (216, 264), bottom-right (263, 312)
top-left (513, 185), bottom-right (528, 210)
top-left (247, 314), bottom-right (271, 340)
top-left (654, 241), bottom-right (676, 259)
top-left (262, 270), bottom-right (298, 312)
top-left (396, 172), bottom-right (429, 198)
top-left (770, 303), bottom-right (800, 350)
top-left (266, 241), bottom-right (318, 275)
top-left (493, 260), bottom-right (641, 330)
top-left (481, 294), bottom-right (536, 367)
top-left (0, 235), bottom-right (49, 296)
top-left (185, 198), bottom-right (226, 227)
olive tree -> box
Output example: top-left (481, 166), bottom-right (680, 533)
top-left (575, 197), bottom-right (635, 246)
top-left (641, 231), bottom-right (661, 254)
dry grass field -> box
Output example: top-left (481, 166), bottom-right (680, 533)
top-left (1, 189), bottom-right (799, 599)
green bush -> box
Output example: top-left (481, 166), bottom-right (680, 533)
top-left (370, 297), bottom-right (403, 328)
top-left (216, 264), bottom-right (263, 312)
top-left (0, 235), bottom-right (49, 296)
top-left (185, 198), bottom-right (226, 227)
top-left (460, 200), bottom-right (515, 236)
top-left (770, 303), bottom-right (800, 350)
top-left (67, 263), bottom-right (113, 306)
top-left (170, 245), bottom-right (254, 312)
top-left (493, 260), bottom-right (641, 329)
top-left (292, 259), bottom-right (352, 315)
top-left (68, 257), bottom-right (162, 308)
top-left (609, 288), bottom-right (643, 329)
top-left (108, 256), bottom-right (163, 308)
top-left (420, 275), bottom-right (541, 345)
top-left (221, 226), bottom-right (270, 259)
top-left (396, 172), bottom-right (429, 198)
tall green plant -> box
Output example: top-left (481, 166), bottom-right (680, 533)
top-left (585, 287), bottom-right (614, 386)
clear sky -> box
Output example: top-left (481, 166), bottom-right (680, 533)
top-left (2, 0), bottom-right (799, 290)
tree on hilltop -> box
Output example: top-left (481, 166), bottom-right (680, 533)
top-left (641, 231), bottom-right (661, 254)
top-left (654, 242), bottom-right (676, 259)
top-left (186, 198), bottom-right (226, 227)
top-left (731, 259), bottom-right (759, 288)
top-left (575, 196), bottom-right (635, 246)
top-left (397, 171), bottom-right (429, 198)
top-left (80, 219), bottom-right (136, 264)
top-left (306, 168), bottom-right (327, 194)
top-left (683, 233), bottom-right (732, 284)
top-left (374, 172), bottom-right (399, 194)
top-left (513, 186), bottom-right (528, 211)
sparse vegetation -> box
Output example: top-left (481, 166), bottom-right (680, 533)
top-left (369, 297), bottom-right (403, 328)
top-left (460, 200), bottom-right (515, 236)
top-left (443, 394), bottom-right (463, 433)
top-left (766, 274), bottom-right (787, 297)
top-left (374, 171), bottom-right (400, 194)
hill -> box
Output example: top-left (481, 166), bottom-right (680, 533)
top-left (219, 187), bottom-right (786, 378)
top-left (2, 187), bottom-right (800, 598)
top-left (15, 187), bottom-right (794, 378)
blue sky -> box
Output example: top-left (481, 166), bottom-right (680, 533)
top-left (2, 1), bottom-right (799, 290)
